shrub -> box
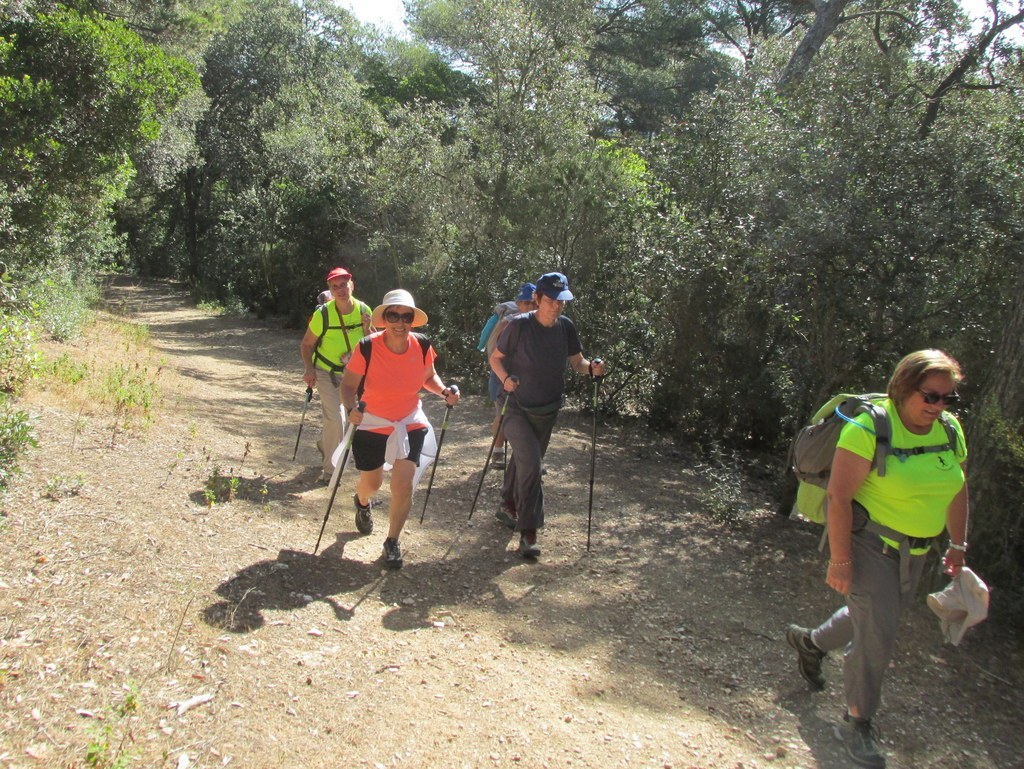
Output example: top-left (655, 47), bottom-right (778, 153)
top-left (0, 397), bottom-right (37, 491)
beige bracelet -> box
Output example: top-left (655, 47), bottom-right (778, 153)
top-left (828, 559), bottom-right (852, 568)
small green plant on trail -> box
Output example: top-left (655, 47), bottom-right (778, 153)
top-left (102, 363), bottom-right (159, 416)
top-left (204, 466), bottom-right (242, 504)
top-left (44, 473), bottom-right (86, 500)
top-left (84, 683), bottom-right (139, 769)
top-left (42, 352), bottom-right (89, 385)
top-left (101, 362), bottom-right (162, 445)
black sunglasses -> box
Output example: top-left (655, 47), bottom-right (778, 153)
top-left (384, 310), bottom-right (415, 324)
top-left (917, 389), bottom-right (960, 405)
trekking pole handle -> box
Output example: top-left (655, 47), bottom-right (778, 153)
top-left (589, 358), bottom-right (604, 379)
top-left (441, 384), bottom-right (459, 401)
top-left (305, 386), bottom-right (313, 402)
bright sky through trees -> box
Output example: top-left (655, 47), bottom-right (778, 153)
top-left (341, 0), bottom-right (409, 34)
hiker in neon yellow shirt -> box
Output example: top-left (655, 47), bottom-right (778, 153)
top-left (786, 349), bottom-right (969, 769)
top-left (299, 267), bottom-right (373, 482)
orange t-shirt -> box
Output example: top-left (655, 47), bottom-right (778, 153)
top-left (347, 332), bottom-right (435, 432)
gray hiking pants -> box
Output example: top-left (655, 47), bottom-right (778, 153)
top-left (315, 368), bottom-right (347, 477)
top-left (500, 404), bottom-right (559, 532)
top-left (810, 525), bottom-right (928, 720)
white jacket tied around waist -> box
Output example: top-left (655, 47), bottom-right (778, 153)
top-left (330, 404), bottom-right (437, 491)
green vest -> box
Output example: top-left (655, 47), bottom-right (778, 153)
top-left (309, 299), bottom-right (370, 372)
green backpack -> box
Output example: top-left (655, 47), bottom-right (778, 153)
top-left (790, 393), bottom-right (959, 525)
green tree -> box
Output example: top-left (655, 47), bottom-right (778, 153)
top-left (130, 0), bottom-right (384, 318)
top-left (1, 5), bottom-right (198, 274)
top-left (590, 0), bottom-right (734, 134)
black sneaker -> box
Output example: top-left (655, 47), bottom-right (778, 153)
top-left (786, 624), bottom-right (826, 690)
top-left (518, 530), bottom-right (540, 558)
top-left (495, 499), bottom-right (517, 529)
top-left (835, 712), bottom-right (886, 768)
top-left (383, 537), bottom-right (403, 569)
top-left (354, 494), bottom-right (373, 535)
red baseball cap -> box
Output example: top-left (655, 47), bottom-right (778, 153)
top-left (326, 267), bottom-right (352, 282)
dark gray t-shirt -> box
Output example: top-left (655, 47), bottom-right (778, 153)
top-left (497, 312), bottom-right (582, 408)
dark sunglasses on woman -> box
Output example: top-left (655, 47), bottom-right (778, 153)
top-left (384, 310), bottom-right (415, 324)
top-left (918, 389), bottom-right (960, 405)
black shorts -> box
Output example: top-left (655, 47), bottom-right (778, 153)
top-left (352, 427), bottom-right (428, 471)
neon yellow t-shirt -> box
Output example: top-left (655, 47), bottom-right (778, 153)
top-left (307, 299), bottom-right (370, 371)
top-left (837, 398), bottom-right (966, 541)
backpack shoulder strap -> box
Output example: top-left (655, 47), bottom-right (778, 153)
top-left (863, 400), bottom-right (891, 477)
top-left (940, 412), bottom-right (961, 455)
top-left (413, 333), bottom-right (432, 363)
top-left (316, 304), bottom-right (330, 346)
top-left (356, 337), bottom-right (373, 399)
top-left (359, 336), bottom-right (373, 366)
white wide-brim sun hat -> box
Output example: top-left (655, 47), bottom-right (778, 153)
top-left (371, 288), bottom-right (428, 328)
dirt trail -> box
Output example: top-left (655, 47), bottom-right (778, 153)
top-left (1, 276), bottom-right (1021, 769)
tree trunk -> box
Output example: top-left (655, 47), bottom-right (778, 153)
top-left (918, 10), bottom-right (1024, 140)
top-left (778, 0), bottom-right (851, 88)
top-left (968, 260), bottom-right (1024, 507)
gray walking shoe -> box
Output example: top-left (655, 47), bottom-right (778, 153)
top-left (354, 494), bottom-right (373, 535)
top-left (495, 499), bottom-right (517, 529)
top-left (786, 624), bottom-right (826, 690)
top-left (383, 537), bottom-right (403, 569)
top-left (834, 712), bottom-right (886, 768)
top-left (518, 530), bottom-right (540, 558)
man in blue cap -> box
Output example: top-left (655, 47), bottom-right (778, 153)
top-left (488, 272), bottom-right (607, 558)
top-left (480, 282), bottom-right (538, 468)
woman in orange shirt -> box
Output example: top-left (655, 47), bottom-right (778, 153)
top-left (340, 289), bottom-right (460, 569)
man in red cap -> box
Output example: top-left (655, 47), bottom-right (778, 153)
top-left (299, 267), bottom-right (373, 482)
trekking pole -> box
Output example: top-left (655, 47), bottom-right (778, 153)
top-left (419, 385), bottom-right (459, 524)
top-left (468, 377), bottom-right (518, 521)
top-left (313, 400), bottom-right (364, 554)
top-left (291, 386), bottom-right (314, 461)
top-left (586, 360), bottom-right (604, 552)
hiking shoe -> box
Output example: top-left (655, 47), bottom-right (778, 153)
top-left (518, 530), bottom-right (540, 558)
top-left (383, 537), bottom-right (403, 569)
top-left (835, 712), bottom-right (886, 768)
top-left (495, 499), bottom-right (517, 529)
top-left (786, 624), bottom-right (826, 690)
top-left (354, 494), bottom-right (373, 535)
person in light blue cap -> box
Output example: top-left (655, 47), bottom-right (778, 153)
top-left (488, 272), bottom-right (607, 558)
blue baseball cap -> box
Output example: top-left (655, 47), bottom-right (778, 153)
top-left (516, 282), bottom-right (537, 302)
top-left (536, 272), bottom-right (573, 301)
